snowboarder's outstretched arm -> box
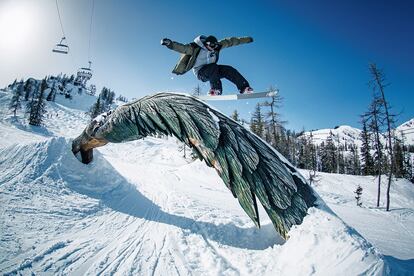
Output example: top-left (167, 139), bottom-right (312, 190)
top-left (219, 36), bottom-right (253, 49)
top-left (161, 38), bottom-right (194, 55)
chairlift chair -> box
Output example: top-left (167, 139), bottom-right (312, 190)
top-left (53, 37), bottom-right (69, 54)
top-left (77, 61), bottom-right (93, 78)
top-left (74, 61), bottom-right (93, 86)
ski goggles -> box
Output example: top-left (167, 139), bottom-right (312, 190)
top-left (206, 41), bottom-right (218, 49)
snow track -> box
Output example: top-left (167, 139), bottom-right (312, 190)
top-left (0, 137), bottom-right (392, 275)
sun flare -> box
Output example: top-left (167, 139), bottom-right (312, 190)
top-left (0, 1), bottom-right (37, 55)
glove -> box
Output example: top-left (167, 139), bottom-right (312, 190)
top-left (161, 38), bottom-right (172, 46)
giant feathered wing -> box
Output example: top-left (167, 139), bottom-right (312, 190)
top-left (72, 93), bottom-right (316, 239)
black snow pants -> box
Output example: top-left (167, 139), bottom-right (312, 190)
top-left (197, 64), bottom-right (249, 93)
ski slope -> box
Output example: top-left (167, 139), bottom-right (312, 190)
top-left (1, 90), bottom-right (413, 275)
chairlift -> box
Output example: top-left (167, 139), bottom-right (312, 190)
top-left (53, 37), bottom-right (69, 54)
top-left (74, 61), bottom-right (93, 86)
top-left (78, 61), bottom-right (93, 78)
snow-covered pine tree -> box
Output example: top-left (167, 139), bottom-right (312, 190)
top-left (99, 87), bottom-right (116, 111)
top-left (354, 185), bottom-right (363, 207)
top-left (107, 90), bottom-right (115, 106)
top-left (46, 80), bottom-right (57, 101)
top-left (9, 81), bottom-right (23, 116)
top-left (23, 79), bottom-right (34, 101)
top-left (27, 79), bottom-right (47, 126)
top-left (116, 94), bottom-right (128, 103)
top-left (10, 79), bottom-right (17, 90)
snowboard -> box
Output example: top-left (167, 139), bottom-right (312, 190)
top-left (196, 90), bottom-right (277, 101)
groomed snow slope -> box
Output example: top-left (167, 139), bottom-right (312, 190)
top-left (0, 90), bottom-right (412, 275)
top-left (0, 137), bottom-right (386, 275)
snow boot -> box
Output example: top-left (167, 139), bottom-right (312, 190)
top-left (208, 89), bottom-right (222, 96)
top-left (241, 87), bottom-right (254, 94)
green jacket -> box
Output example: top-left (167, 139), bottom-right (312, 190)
top-left (166, 36), bottom-right (253, 75)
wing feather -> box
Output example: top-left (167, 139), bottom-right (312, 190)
top-left (85, 93), bottom-right (316, 239)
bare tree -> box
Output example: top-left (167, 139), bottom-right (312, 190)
top-left (362, 96), bottom-right (384, 207)
top-left (262, 86), bottom-right (286, 148)
top-left (369, 63), bottom-right (396, 211)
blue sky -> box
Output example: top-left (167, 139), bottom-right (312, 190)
top-left (0, 0), bottom-right (412, 131)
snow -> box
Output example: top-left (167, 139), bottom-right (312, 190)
top-left (304, 122), bottom-right (414, 147)
top-left (0, 89), bottom-right (413, 275)
top-left (397, 118), bottom-right (414, 145)
top-left (307, 171), bottom-right (414, 261)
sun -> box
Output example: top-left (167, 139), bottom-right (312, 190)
top-left (0, 1), bottom-right (37, 55)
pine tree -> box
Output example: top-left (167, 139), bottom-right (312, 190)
top-left (400, 133), bottom-right (414, 182)
top-left (349, 144), bottom-right (361, 175)
top-left (192, 84), bottom-right (201, 96)
top-left (306, 133), bottom-right (320, 185)
top-left (320, 131), bottom-right (337, 173)
top-left (9, 82), bottom-right (23, 116)
top-left (28, 79), bottom-right (47, 126)
top-left (363, 88), bottom-right (385, 207)
top-left (360, 118), bottom-right (374, 175)
top-left (231, 110), bottom-right (240, 122)
top-left (89, 96), bottom-right (104, 120)
top-left (393, 138), bottom-right (404, 178)
top-left (354, 185), bottom-right (363, 207)
top-left (98, 87), bottom-right (116, 111)
top-left (23, 79), bottom-right (34, 101)
top-left (337, 147), bottom-right (346, 174)
top-left (250, 103), bottom-right (265, 138)
top-left (46, 81), bottom-right (57, 101)
top-left (285, 129), bottom-right (297, 165)
top-left (10, 79), bottom-right (17, 90)
top-left (116, 94), bottom-right (128, 102)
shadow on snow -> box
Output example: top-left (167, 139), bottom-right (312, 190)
top-left (61, 139), bottom-right (285, 250)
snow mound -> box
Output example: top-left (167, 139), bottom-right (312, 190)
top-left (1, 137), bottom-right (403, 275)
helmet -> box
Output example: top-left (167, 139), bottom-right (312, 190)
top-left (204, 35), bottom-right (218, 49)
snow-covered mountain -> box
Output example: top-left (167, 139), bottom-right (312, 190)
top-left (397, 118), bottom-right (414, 145)
top-left (304, 125), bottom-right (363, 147)
top-left (304, 121), bottom-right (414, 148)
top-left (0, 88), bottom-right (413, 275)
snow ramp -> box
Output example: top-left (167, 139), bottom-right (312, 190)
top-left (0, 137), bottom-right (407, 275)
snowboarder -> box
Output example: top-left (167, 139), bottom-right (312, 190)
top-left (161, 35), bottom-right (254, 96)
